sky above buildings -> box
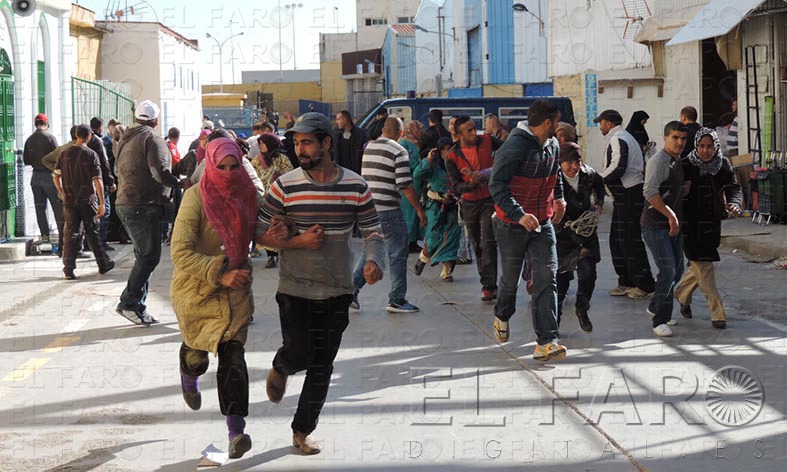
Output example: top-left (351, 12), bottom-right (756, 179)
top-left (73, 0), bottom-right (356, 85)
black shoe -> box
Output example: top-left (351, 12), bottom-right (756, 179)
top-left (64, 269), bottom-right (77, 280)
top-left (265, 256), bottom-right (277, 268)
top-left (680, 303), bottom-right (693, 319)
top-left (228, 433), bottom-right (252, 459)
top-left (712, 320), bottom-right (727, 329)
top-left (103, 244), bottom-right (116, 251)
top-left (456, 256), bottom-right (472, 265)
top-left (180, 372), bottom-right (202, 411)
top-left (76, 251), bottom-right (90, 259)
top-left (576, 309), bottom-right (593, 333)
top-left (98, 260), bottom-right (115, 275)
top-left (414, 259), bottom-right (426, 276)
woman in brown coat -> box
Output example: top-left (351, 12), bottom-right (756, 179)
top-left (170, 137), bottom-right (273, 459)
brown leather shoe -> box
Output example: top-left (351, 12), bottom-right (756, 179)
top-left (266, 368), bottom-right (287, 403)
top-left (292, 432), bottom-right (321, 455)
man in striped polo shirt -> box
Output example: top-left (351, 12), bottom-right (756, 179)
top-left (352, 116), bottom-right (427, 313)
top-left (257, 112), bottom-right (385, 454)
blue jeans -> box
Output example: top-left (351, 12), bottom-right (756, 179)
top-left (116, 205), bottom-right (163, 312)
top-left (493, 217), bottom-right (559, 346)
top-left (642, 228), bottom-right (684, 327)
top-left (353, 208), bottom-right (408, 305)
top-left (30, 169), bottom-right (63, 244)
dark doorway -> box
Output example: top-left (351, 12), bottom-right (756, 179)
top-left (701, 38), bottom-right (737, 128)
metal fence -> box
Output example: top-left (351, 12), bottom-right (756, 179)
top-left (71, 77), bottom-right (134, 126)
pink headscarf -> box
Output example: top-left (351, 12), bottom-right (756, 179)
top-left (200, 138), bottom-right (258, 270)
top-left (195, 129), bottom-right (212, 163)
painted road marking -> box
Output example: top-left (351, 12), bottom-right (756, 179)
top-left (42, 336), bottom-right (81, 353)
top-left (2, 358), bottom-right (50, 382)
top-left (61, 319), bottom-right (90, 333)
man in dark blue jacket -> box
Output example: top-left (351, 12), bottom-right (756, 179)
top-left (489, 99), bottom-right (567, 362)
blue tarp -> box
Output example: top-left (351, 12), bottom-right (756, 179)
top-left (448, 87), bottom-right (483, 98)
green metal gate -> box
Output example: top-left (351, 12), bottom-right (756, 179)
top-left (71, 77), bottom-right (134, 127)
top-left (0, 49), bottom-right (14, 241)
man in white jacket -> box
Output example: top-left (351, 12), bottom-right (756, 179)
top-left (595, 109), bottom-right (655, 300)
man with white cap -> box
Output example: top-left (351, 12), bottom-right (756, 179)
top-left (114, 100), bottom-right (183, 325)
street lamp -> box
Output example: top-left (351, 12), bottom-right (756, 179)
top-left (285, 3), bottom-right (303, 70)
top-left (412, 23), bottom-right (454, 72)
top-left (206, 31), bottom-right (245, 92)
top-left (512, 3), bottom-right (545, 33)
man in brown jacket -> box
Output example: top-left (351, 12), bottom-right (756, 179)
top-left (114, 100), bottom-right (183, 325)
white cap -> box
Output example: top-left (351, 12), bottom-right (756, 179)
top-left (202, 120), bottom-right (215, 130)
top-left (135, 100), bottom-right (160, 120)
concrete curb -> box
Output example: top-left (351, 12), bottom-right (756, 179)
top-left (720, 235), bottom-right (787, 261)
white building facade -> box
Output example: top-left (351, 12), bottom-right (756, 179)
top-left (97, 21), bottom-right (202, 144)
top-left (0, 0), bottom-right (74, 240)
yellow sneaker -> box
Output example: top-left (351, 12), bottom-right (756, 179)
top-left (493, 317), bottom-right (509, 343)
top-left (533, 342), bottom-right (567, 362)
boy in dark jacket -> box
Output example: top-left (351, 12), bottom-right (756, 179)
top-left (489, 99), bottom-right (567, 362)
top-left (675, 128), bottom-right (741, 329)
top-left (555, 143), bottom-right (605, 333)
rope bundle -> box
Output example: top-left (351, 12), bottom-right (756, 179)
top-left (564, 210), bottom-right (600, 238)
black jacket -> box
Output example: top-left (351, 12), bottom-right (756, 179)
top-left (23, 129), bottom-right (58, 171)
top-left (420, 123), bottom-right (450, 155)
top-left (682, 122), bottom-right (702, 158)
top-left (556, 165), bottom-right (605, 267)
top-left (88, 134), bottom-right (115, 187)
top-left (681, 157), bottom-right (742, 261)
top-left (333, 125), bottom-right (369, 174)
top-left (366, 117), bottom-right (386, 140)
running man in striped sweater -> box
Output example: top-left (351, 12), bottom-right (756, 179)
top-left (353, 116), bottom-right (427, 313)
top-left (257, 112), bottom-right (385, 454)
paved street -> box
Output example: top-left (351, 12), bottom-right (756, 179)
top-left (1, 214), bottom-right (787, 471)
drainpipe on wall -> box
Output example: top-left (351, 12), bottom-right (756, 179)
top-left (58, 12), bottom-right (71, 142)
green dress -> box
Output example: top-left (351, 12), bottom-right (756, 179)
top-left (399, 139), bottom-right (423, 244)
top-left (413, 157), bottom-right (460, 264)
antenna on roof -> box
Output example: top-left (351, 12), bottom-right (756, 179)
top-left (104, 0), bottom-right (148, 22)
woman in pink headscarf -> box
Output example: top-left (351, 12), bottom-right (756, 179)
top-left (170, 137), bottom-right (277, 459)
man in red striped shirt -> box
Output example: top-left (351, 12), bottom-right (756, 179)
top-left (445, 116), bottom-right (502, 302)
top-left (257, 112), bottom-right (384, 454)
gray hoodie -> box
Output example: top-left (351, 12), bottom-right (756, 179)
top-left (115, 123), bottom-right (180, 207)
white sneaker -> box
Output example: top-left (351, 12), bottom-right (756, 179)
top-left (653, 323), bottom-right (673, 337)
top-left (647, 308), bottom-right (677, 325)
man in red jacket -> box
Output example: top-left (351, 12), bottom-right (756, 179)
top-left (445, 116), bottom-right (502, 301)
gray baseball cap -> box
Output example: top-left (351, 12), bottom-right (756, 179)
top-left (285, 112), bottom-right (332, 138)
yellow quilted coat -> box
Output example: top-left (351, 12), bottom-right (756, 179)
top-left (170, 186), bottom-right (254, 353)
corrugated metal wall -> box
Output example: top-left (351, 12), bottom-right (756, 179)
top-left (515, 0), bottom-right (549, 84)
top-left (486, 0), bottom-right (515, 84)
top-left (397, 35), bottom-right (418, 94)
top-left (382, 30), bottom-right (394, 96)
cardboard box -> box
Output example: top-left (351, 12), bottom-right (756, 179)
top-left (730, 153), bottom-right (754, 168)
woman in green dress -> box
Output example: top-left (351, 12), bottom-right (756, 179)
top-left (399, 120), bottom-right (425, 250)
top-left (413, 137), bottom-right (461, 281)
